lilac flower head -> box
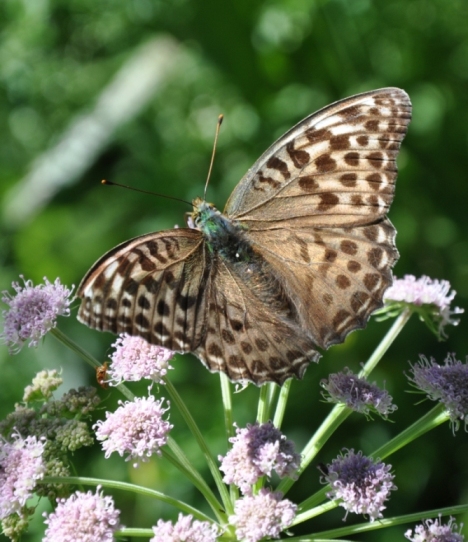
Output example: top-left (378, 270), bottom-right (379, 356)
top-left (94, 395), bottom-right (172, 466)
top-left (43, 487), bottom-right (121, 542)
top-left (323, 449), bottom-right (396, 522)
top-left (1, 276), bottom-right (74, 353)
top-left (383, 275), bottom-right (463, 338)
top-left (151, 513), bottom-right (220, 542)
top-left (108, 333), bottom-right (174, 385)
top-left (0, 432), bottom-right (45, 519)
top-left (229, 488), bottom-right (297, 542)
top-left (405, 516), bottom-right (464, 542)
top-left (219, 422), bottom-right (300, 494)
top-left (408, 354), bottom-right (468, 432)
top-left (321, 368), bottom-right (397, 419)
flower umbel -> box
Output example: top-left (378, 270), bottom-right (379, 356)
top-left (94, 395), bottom-right (172, 466)
top-left (229, 488), bottom-right (297, 542)
top-left (383, 275), bottom-right (463, 338)
top-left (323, 449), bottom-right (396, 522)
top-left (0, 432), bottom-right (45, 519)
top-left (408, 353), bottom-right (468, 432)
top-left (219, 421), bottom-right (300, 494)
top-left (22, 369), bottom-right (63, 402)
top-left (1, 276), bottom-right (74, 353)
top-left (405, 516), bottom-right (465, 542)
top-left (321, 368), bottom-right (397, 419)
top-left (151, 513), bottom-right (220, 542)
top-left (43, 487), bottom-right (121, 542)
top-left (108, 333), bottom-right (174, 385)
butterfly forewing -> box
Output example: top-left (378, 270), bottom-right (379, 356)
top-left (77, 87), bottom-right (411, 385)
top-left (225, 88), bottom-right (411, 229)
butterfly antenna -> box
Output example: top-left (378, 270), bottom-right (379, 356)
top-left (101, 180), bottom-right (192, 207)
top-left (204, 114), bottom-right (224, 200)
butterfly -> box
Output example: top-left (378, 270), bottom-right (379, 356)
top-left (77, 88), bottom-right (412, 386)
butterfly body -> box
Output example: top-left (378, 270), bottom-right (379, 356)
top-left (192, 198), bottom-right (250, 261)
top-left (78, 88), bottom-right (412, 385)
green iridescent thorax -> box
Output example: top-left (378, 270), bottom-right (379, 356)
top-left (190, 197), bottom-right (251, 261)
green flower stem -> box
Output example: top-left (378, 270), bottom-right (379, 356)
top-left (257, 383), bottom-right (272, 423)
top-left (277, 403), bottom-right (350, 495)
top-left (114, 528), bottom-right (154, 538)
top-left (41, 476), bottom-right (217, 524)
top-left (291, 498), bottom-right (337, 526)
top-left (164, 378), bottom-right (232, 515)
top-left (50, 327), bottom-right (101, 369)
top-left (273, 378), bottom-right (291, 429)
top-left (218, 375), bottom-right (239, 504)
top-left (50, 327), bottom-right (134, 401)
top-left (290, 504), bottom-right (468, 540)
top-left (163, 442), bottom-right (226, 523)
top-left (359, 307), bottom-right (412, 379)
top-left (295, 486), bottom-right (331, 516)
top-left (371, 402), bottom-right (450, 460)
top-left (219, 373), bottom-right (234, 440)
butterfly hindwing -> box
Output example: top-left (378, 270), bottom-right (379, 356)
top-left (193, 255), bottom-right (320, 385)
top-left (244, 218), bottom-right (397, 350)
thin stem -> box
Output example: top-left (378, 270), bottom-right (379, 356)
top-left (291, 498), bottom-right (337, 526)
top-left (164, 378), bottom-right (232, 515)
top-left (219, 374), bottom-right (239, 505)
top-left (359, 308), bottom-right (412, 379)
top-left (219, 373), bottom-right (234, 440)
top-left (291, 504), bottom-right (468, 540)
top-left (50, 327), bottom-right (101, 369)
top-left (163, 442), bottom-right (226, 523)
top-left (50, 327), bottom-right (134, 400)
top-left (41, 476), bottom-right (218, 524)
top-left (257, 383), bottom-right (271, 423)
top-left (372, 402), bottom-right (450, 460)
top-left (273, 379), bottom-right (291, 429)
top-left (277, 403), bottom-right (350, 495)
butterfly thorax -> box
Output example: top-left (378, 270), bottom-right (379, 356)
top-left (191, 197), bottom-right (251, 262)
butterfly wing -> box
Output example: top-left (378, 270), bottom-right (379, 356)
top-left (243, 219), bottom-right (397, 350)
top-left (223, 88), bottom-right (411, 350)
top-left (225, 87), bottom-right (411, 229)
top-left (77, 229), bottom-right (211, 352)
top-left (193, 255), bottom-right (320, 385)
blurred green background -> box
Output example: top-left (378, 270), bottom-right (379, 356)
top-left (1, 0), bottom-right (468, 540)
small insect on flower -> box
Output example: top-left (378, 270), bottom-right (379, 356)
top-left (1, 276), bottom-right (74, 353)
top-left (43, 487), bottom-right (121, 542)
top-left (96, 362), bottom-right (109, 389)
top-left (323, 449), bottom-right (396, 522)
top-left (405, 516), bottom-right (465, 542)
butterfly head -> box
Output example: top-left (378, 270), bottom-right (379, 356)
top-left (190, 197), bottom-right (222, 234)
